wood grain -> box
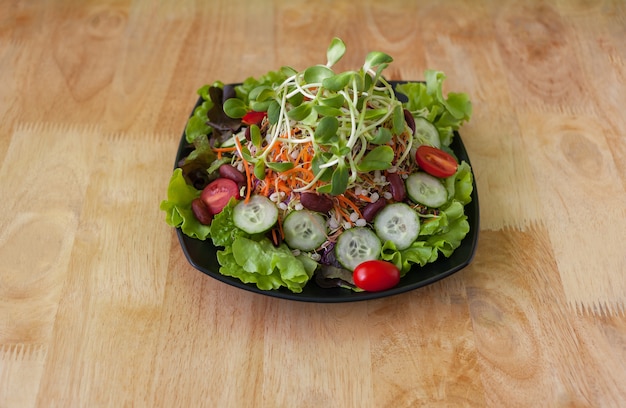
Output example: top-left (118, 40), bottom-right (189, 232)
top-left (1, 0), bottom-right (625, 407)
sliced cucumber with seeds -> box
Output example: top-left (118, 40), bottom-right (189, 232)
top-left (412, 117), bottom-right (440, 148)
top-left (283, 210), bottom-right (327, 251)
top-left (233, 195), bottom-right (278, 234)
top-left (406, 172), bottom-right (448, 208)
top-left (335, 227), bottom-right (381, 271)
top-left (374, 203), bottom-right (420, 250)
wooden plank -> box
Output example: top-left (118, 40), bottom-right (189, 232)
top-left (34, 131), bottom-right (173, 406)
top-left (0, 123), bottom-right (98, 407)
top-left (368, 276), bottom-right (485, 407)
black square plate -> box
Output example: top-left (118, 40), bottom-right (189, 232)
top-left (173, 81), bottom-right (479, 302)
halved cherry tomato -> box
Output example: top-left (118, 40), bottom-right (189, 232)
top-left (353, 260), bottom-right (401, 292)
top-left (201, 178), bottom-right (240, 214)
top-left (415, 145), bottom-right (458, 178)
top-left (241, 111), bottom-right (267, 126)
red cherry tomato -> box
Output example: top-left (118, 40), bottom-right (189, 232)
top-left (415, 145), bottom-right (458, 178)
top-left (201, 178), bottom-right (240, 214)
top-left (353, 260), bottom-right (401, 292)
top-left (242, 111), bottom-right (267, 126)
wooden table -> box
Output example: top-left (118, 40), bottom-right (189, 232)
top-left (2, 1), bottom-right (625, 406)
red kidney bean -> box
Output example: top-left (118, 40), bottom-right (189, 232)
top-left (300, 192), bottom-right (334, 213)
top-left (219, 164), bottom-right (246, 185)
top-left (386, 172), bottom-right (406, 202)
top-left (361, 199), bottom-right (386, 222)
top-left (191, 198), bottom-right (213, 225)
top-left (403, 108), bottom-right (415, 135)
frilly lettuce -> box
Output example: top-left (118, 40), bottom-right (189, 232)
top-left (217, 237), bottom-right (316, 293)
top-left (380, 162), bottom-right (473, 274)
top-left (210, 200), bottom-right (317, 293)
top-left (396, 70), bottom-right (472, 147)
top-left (160, 168), bottom-right (211, 240)
top-left (209, 198), bottom-right (248, 246)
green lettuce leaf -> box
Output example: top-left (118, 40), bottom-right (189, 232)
top-left (379, 160), bottom-right (474, 274)
top-left (216, 236), bottom-right (316, 293)
top-left (159, 168), bottom-right (211, 240)
top-left (396, 71), bottom-right (472, 147)
top-left (237, 70), bottom-right (288, 103)
top-left (209, 198), bottom-right (246, 247)
top-left (185, 100), bottom-right (213, 143)
top-left (425, 215), bottom-right (470, 257)
top-left (381, 240), bottom-right (438, 275)
top-left (445, 161), bottom-right (473, 205)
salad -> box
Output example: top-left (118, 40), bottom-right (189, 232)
top-left (161, 38), bottom-right (474, 293)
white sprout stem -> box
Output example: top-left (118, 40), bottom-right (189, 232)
top-left (340, 90), bottom-right (358, 149)
top-left (396, 131), bottom-right (413, 166)
top-left (347, 150), bottom-right (359, 184)
top-left (319, 157), bottom-right (340, 169)
top-left (260, 89), bottom-right (290, 160)
top-left (276, 137), bottom-right (313, 144)
top-left (288, 79), bottom-right (319, 100)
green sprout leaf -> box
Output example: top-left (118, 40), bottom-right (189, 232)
top-left (314, 116), bottom-right (339, 143)
top-left (249, 86), bottom-right (274, 102)
top-left (313, 105), bottom-right (343, 117)
top-left (223, 98), bottom-right (248, 118)
top-left (254, 159), bottom-right (266, 180)
top-left (331, 143), bottom-right (351, 157)
top-left (266, 161), bottom-right (295, 172)
top-left (250, 124), bottom-right (262, 147)
top-left (288, 92), bottom-right (304, 107)
top-left (280, 66), bottom-right (298, 77)
top-left (316, 184), bottom-right (332, 194)
top-left (287, 101), bottom-right (313, 121)
top-left (239, 144), bottom-right (254, 162)
top-left (267, 100), bottom-right (281, 125)
top-left (369, 127), bottom-right (392, 144)
top-left (303, 65), bottom-right (334, 84)
top-left (363, 108), bottom-right (388, 121)
top-left (326, 37), bottom-right (346, 67)
top-left (330, 164), bottom-right (349, 195)
top-left (357, 145), bottom-right (394, 172)
top-left (322, 71), bottom-right (354, 91)
top-left (250, 100), bottom-right (272, 112)
top-left (363, 51), bottom-right (393, 73)
top-left (311, 152), bottom-right (333, 182)
top-left (392, 104), bottom-right (405, 135)
top-left (320, 94), bottom-right (345, 108)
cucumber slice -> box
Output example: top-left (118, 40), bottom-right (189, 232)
top-left (335, 227), bottom-right (381, 271)
top-left (374, 203), bottom-right (420, 250)
top-left (406, 172), bottom-right (448, 208)
top-left (410, 117), bottom-right (441, 160)
top-left (412, 117), bottom-right (440, 148)
top-left (219, 132), bottom-right (246, 148)
top-left (233, 195), bottom-right (278, 234)
top-left (283, 210), bottom-right (327, 251)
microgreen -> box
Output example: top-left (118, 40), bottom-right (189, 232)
top-left (217, 38), bottom-right (472, 197)
top-left (221, 38), bottom-right (409, 195)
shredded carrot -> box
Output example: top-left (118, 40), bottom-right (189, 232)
top-left (261, 177), bottom-right (272, 196)
top-left (212, 145), bottom-right (239, 160)
top-left (243, 162), bottom-right (252, 202)
top-left (212, 146), bottom-right (238, 153)
top-left (333, 201), bottom-right (353, 224)
top-left (336, 194), bottom-right (363, 219)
